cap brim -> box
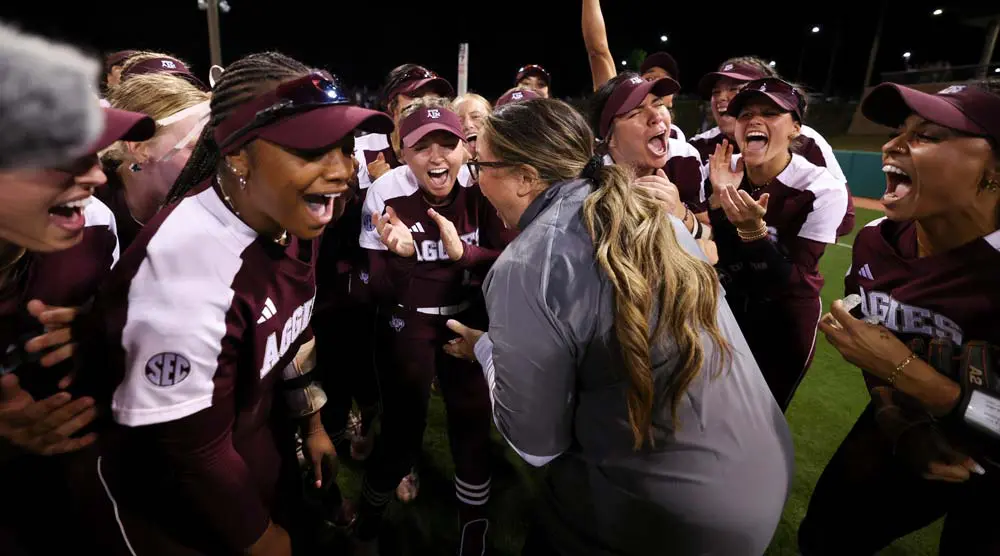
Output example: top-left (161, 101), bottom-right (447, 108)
top-left (698, 71), bottom-right (758, 96)
top-left (259, 105), bottom-right (394, 151)
top-left (402, 123), bottom-right (464, 149)
top-left (404, 77), bottom-right (455, 98)
top-left (618, 77), bottom-right (680, 116)
top-left (88, 108), bottom-right (156, 155)
top-left (517, 69), bottom-right (550, 85)
top-left (861, 83), bottom-right (986, 134)
top-left (727, 90), bottom-right (798, 118)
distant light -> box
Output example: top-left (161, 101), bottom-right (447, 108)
top-left (660, 35), bottom-right (669, 42)
top-left (902, 51), bottom-right (912, 60)
top-left (932, 8), bottom-right (943, 15)
top-left (811, 26), bottom-right (821, 33)
top-left (621, 60), bottom-right (627, 66)
top-left (768, 60), bottom-right (777, 68)
top-left (994, 67), bottom-right (1000, 73)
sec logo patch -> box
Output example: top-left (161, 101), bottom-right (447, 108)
top-left (145, 353), bottom-right (191, 387)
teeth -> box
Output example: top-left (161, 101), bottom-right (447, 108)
top-left (882, 164), bottom-right (910, 178)
top-left (747, 132), bottom-right (767, 140)
top-left (428, 169), bottom-right (448, 176)
top-left (57, 197), bottom-right (91, 210)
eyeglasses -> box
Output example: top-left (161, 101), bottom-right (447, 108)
top-left (218, 72), bottom-right (351, 150)
top-left (466, 159), bottom-right (517, 182)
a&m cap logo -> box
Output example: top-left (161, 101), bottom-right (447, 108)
top-left (629, 76), bottom-right (644, 85)
top-left (723, 64), bottom-right (734, 71)
top-left (938, 85), bottom-right (966, 95)
top-left (161, 60), bottom-right (178, 69)
top-left (427, 109), bottom-right (441, 119)
top-left (512, 92), bottom-right (524, 100)
top-left (759, 83), bottom-right (768, 92)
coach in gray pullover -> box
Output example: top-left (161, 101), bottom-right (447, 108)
top-left (446, 98), bottom-right (794, 555)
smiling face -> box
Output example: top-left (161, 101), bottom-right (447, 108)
top-left (608, 92), bottom-right (671, 172)
top-left (518, 75), bottom-right (550, 98)
top-left (880, 114), bottom-right (997, 222)
top-left (0, 154), bottom-right (108, 252)
top-left (234, 135), bottom-right (356, 240)
top-left (734, 98), bottom-right (800, 169)
top-left (402, 130), bottom-right (465, 202)
top-left (711, 77), bottom-right (745, 138)
top-left (455, 97), bottom-right (490, 156)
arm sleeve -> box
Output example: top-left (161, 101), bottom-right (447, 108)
top-left (366, 250), bottom-right (416, 304)
top-left (479, 260), bottom-right (576, 467)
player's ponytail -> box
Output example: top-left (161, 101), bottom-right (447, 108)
top-left (483, 99), bottom-right (731, 449)
top-left (165, 52), bottom-right (312, 203)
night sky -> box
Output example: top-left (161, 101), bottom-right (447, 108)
top-left (2, 0), bottom-right (996, 101)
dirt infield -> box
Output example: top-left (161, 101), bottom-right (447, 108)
top-left (853, 197), bottom-right (884, 211)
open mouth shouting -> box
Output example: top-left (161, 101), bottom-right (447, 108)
top-left (882, 163), bottom-right (912, 204)
top-left (646, 129), bottom-right (668, 158)
top-left (48, 195), bottom-right (91, 234)
top-left (744, 129), bottom-right (769, 155)
top-left (426, 167), bottom-right (451, 190)
top-left (302, 188), bottom-right (347, 226)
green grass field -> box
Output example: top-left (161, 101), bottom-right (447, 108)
top-left (337, 206), bottom-right (942, 556)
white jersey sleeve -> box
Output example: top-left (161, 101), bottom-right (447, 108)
top-left (84, 196), bottom-right (120, 268)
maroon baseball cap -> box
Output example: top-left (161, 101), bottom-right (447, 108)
top-left (214, 72), bottom-right (394, 155)
top-left (640, 52), bottom-right (680, 81)
top-left (515, 64), bottom-right (551, 87)
top-left (387, 68), bottom-right (455, 106)
top-left (87, 108), bottom-right (156, 155)
top-left (862, 83), bottom-right (1000, 146)
top-left (399, 106), bottom-right (465, 148)
top-left (122, 57), bottom-right (208, 91)
top-left (726, 78), bottom-right (805, 121)
top-left (496, 88), bottom-right (541, 108)
top-left (599, 75), bottom-right (680, 138)
top-left (698, 62), bottom-right (769, 97)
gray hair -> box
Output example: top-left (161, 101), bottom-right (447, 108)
top-left (0, 21), bottom-right (102, 169)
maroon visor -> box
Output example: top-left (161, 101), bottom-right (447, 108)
top-left (214, 72), bottom-right (394, 155)
top-left (599, 75), bottom-right (679, 138)
top-left (399, 107), bottom-right (465, 148)
top-left (87, 108), bottom-right (155, 156)
top-left (698, 62), bottom-right (769, 97)
top-left (862, 83), bottom-right (1000, 146)
top-left (496, 88), bottom-right (541, 108)
top-left (726, 78), bottom-right (804, 121)
top-left (122, 57), bottom-right (209, 91)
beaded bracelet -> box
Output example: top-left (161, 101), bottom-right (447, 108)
top-left (738, 225), bottom-right (768, 242)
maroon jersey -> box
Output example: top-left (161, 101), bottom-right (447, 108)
top-left (690, 125), bottom-right (855, 233)
top-left (0, 198), bottom-right (118, 396)
top-left (710, 154), bottom-right (848, 408)
top-left (94, 165), bottom-right (143, 253)
top-left (848, 219), bottom-right (1000, 462)
top-left (83, 181), bottom-right (318, 552)
top-left (360, 166), bottom-right (510, 310)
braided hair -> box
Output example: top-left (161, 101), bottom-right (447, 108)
top-left (164, 52), bottom-right (311, 204)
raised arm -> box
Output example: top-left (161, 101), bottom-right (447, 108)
top-left (582, 0), bottom-right (618, 90)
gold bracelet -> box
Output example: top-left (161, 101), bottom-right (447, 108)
top-left (887, 353), bottom-right (919, 386)
top-left (737, 224), bottom-right (768, 242)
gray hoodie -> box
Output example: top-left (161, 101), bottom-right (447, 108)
top-left (473, 178), bottom-right (794, 555)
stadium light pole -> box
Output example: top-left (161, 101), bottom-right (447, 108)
top-left (198, 0), bottom-right (229, 67)
top-left (861, 0), bottom-right (888, 98)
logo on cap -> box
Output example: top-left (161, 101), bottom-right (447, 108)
top-left (759, 83), bottom-right (768, 92)
top-left (938, 85), bottom-right (966, 95)
top-left (723, 64), bottom-right (734, 71)
top-left (427, 109), bottom-right (441, 119)
top-left (512, 92), bottom-right (524, 100)
top-left (161, 60), bottom-right (177, 69)
top-left (629, 76), bottom-right (643, 85)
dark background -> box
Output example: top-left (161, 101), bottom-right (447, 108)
top-left (2, 1), bottom-right (996, 101)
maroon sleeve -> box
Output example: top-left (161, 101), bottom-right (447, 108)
top-left (366, 250), bottom-right (416, 304)
top-left (456, 244), bottom-right (501, 269)
top-left (143, 399), bottom-right (269, 552)
top-left (666, 156), bottom-right (707, 213)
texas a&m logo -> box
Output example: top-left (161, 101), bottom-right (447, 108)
top-left (629, 76), bottom-right (644, 85)
top-left (938, 85), bottom-right (966, 96)
top-left (511, 91), bottom-right (524, 100)
top-left (857, 287), bottom-right (964, 344)
top-left (161, 60), bottom-right (177, 69)
top-left (416, 229), bottom-right (480, 262)
top-left (260, 296), bottom-right (316, 377)
top-left (427, 109), bottom-right (441, 119)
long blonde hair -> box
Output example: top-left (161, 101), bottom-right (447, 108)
top-left (102, 73), bottom-right (210, 162)
top-left (483, 99), bottom-right (730, 449)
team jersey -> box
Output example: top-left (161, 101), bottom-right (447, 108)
top-left (359, 165), bottom-right (510, 309)
top-left (82, 181), bottom-right (318, 552)
top-left (603, 137), bottom-right (706, 212)
top-left (847, 219), bottom-right (1000, 464)
top-left (315, 192), bottom-right (372, 315)
top-left (353, 132), bottom-right (400, 189)
top-left (690, 125), bottom-right (854, 233)
top-left (669, 123), bottom-right (685, 142)
top-left (0, 198), bottom-right (118, 397)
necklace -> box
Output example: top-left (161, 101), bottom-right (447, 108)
top-left (216, 173), bottom-right (289, 246)
top-left (749, 153), bottom-right (793, 191)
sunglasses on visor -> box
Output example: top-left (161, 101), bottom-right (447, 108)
top-left (217, 72), bottom-right (352, 150)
